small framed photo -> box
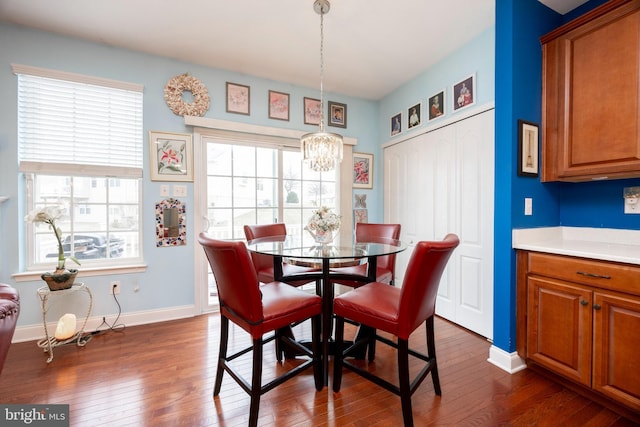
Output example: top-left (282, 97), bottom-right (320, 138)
top-left (328, 101), bottom-right (347, 128)
top-left (353, 208), bottom-right (368, 224)
top-left (453, 74), bottom-right (475, 111)
top-left (390, 112), bottom-right (402, 137)
top-left (428, 90), bottom-right (446, 120)
top-left (407, 102), bottom-right (422, 129)
top-left (352, 152), bottom-right (374, 189)
top-left (518, 119), bottom-right (539, 177)
top-left (304, 97), bottom-right (321, 125)
top-left (268, 90), bottom-right (289, 121)
top-left (226, 82), bottom-right (250, 115)
top-left (149, 131), bottom-right (193, 182)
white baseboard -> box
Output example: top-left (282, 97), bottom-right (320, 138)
top-left (12, 305), bottom-right (196, 343)
top-left (487, 345), bottom-right (527, 374)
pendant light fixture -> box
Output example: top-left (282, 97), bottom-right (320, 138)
top-left (300, 0), bottom-right (343, 172)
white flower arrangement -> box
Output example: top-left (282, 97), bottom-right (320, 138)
top-left (306, 206), bottom-right (341, 233)
top-left (25, 206), bottom-right (80, 271)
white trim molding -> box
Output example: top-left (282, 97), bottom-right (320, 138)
top-left (488, 345), bottom-right (527, 374)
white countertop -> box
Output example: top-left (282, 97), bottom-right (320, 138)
top-left (512, 227), bottom-right (640, 265)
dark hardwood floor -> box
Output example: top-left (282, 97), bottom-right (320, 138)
top-left (1, 314), bottom-right (636, 426)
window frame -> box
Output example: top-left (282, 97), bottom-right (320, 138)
top-left (13, 65), bottom-right (146, 280)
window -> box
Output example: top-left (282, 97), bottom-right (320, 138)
top-left (204, 141), bottom-right (337, 241)
top-left (15, 64), bottom-right (144, 271)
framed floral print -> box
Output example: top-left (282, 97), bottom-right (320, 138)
top-left (268, 90), bottom-right (289, 121)
top-left (149, 131), bottom-right (193, 182)
top-left (304, 97), bottom-right (321, 125)
top-left (226, 82), bottom-right (250, 115)
top-left (352, 152), bottom-right (373, 189)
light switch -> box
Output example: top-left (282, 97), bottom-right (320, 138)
top-left (173, 185), bottom-right (187, 197)
top-left (524, 198), bottom-right (533, 216)
top-left (160, 185), bottom-right (170, 197)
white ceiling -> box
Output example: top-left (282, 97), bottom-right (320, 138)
top-left (0, 0), bottom-right (588, 100)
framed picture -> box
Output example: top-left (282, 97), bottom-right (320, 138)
top-left (428, 90), bottom-right (446, 120)
top-left (268, 90), bottom-right (289, 121)
top-left (304, 97), bottom-right (321, 125)
top-left (328, 101), bottom-right (347, 128)
top-left (353, 208), bottom-right (368, 224)
top-left (453, 74), bottom-right (475, 111)
top-left (407, 102), bottom-right (422, 129)
top-left (390, 112), bottom-right (402, 137)
top-left (518, 119), bottom-right (539, 177)
top-left (226, 82), bottom-right (250, 115)
top-left (352, 152), bottom-right (374, 189)
top-left (149, 131), bottom-right (193, 182)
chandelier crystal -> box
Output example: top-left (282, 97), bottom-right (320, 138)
top-left (301, 0), bottom-right (343, 172)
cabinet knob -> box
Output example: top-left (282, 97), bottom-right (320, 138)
top-left (580, 300), bottom-right (588, 306)
top-left (593, 304), bottom-right (602, 310)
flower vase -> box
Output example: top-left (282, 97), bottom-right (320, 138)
top-left (41, 268), bottom-right (78, 291)
top-left (314, 230), bottom-right (335, 245)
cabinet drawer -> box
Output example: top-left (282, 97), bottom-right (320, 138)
top-left (527, 252), bottom-right (640, 295)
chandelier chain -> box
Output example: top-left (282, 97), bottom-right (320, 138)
top-left (319, 8), bottom-right (325, 130)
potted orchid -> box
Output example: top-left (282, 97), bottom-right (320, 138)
top-left (305, 206), bottom-right (341, 244)
top-left (25, 206), bottom-right (80, 290)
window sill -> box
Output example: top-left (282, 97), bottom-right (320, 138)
top-left (12, 264), bottom-right (148, 282)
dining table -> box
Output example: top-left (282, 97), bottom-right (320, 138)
top-left (246, 234), bottom-right (407, 385)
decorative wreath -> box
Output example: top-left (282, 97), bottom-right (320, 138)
top-left (164, 73), bottom-right (210, 117)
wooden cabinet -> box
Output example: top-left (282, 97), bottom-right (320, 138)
top-left (517, 251), bottom-right (640, 415)
top-left (541, 0), bottom-right (640, 182)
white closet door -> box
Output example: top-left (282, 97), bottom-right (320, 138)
top-left (384, 109), bottom-right (494, 339)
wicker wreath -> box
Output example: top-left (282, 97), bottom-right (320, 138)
top-left (164, 73), bottom-right (210, 117)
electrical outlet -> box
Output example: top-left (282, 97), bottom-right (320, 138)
top-left (110, 281), bottom-right (121, 295)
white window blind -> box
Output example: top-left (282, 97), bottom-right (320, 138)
top-left (16, 68), bottom-right (143, 174)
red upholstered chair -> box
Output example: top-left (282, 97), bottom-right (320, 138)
top-left (332, 234), bottom-right (459, 427)
top-left (244, 223), bottom-right (320, 287)
top-left (330, 222), bottom-right (401, 287)
top-left (198, 233), bottom-right (323, 427)
top-left (0, 283), bottom-right (20, 377)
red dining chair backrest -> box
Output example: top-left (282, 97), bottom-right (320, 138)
top-left (397, 233), bottom-right (460, 339)
top-left (199, 234), bottom-right (264, 330)
top-left (244, 223), bottom-right (287, 281)
top-left (355, 222), bottom-right (401, 281)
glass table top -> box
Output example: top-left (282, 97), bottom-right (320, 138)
top-left (246, 235), bottom-right (406, 260)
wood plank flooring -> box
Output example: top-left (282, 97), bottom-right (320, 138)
top-left (0, 314), bottom-right (636, 426)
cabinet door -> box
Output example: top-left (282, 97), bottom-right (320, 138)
top-left (593, 291), bottom-right (640, 411)
top-left (527, 276), bottom-right (592, 386)
top-left (542, 2), bottom-right (640, 181)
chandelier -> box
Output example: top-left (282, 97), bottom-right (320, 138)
top-left (301, 0), bottom-right (343, 172)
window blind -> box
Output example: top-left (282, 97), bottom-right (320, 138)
top-left (16, 70), bottom-right (143, 173)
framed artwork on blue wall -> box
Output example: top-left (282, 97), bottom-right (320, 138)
top-left (453, 74), bottom-right (475, 111)
top-left (517, 119), bottom-right (539, 177)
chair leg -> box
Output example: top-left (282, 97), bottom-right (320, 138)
top-left (332, 316), bottom-right (345, 392)
top-left (213, 315), bottom-right (229, 396)
top-left (367, 328), bottom-right (377, 362)
top-left (312, 314), bottom-right (323, 391)
top-left (398, 338), bottom-right (414, 427)
top-left (249, 338), bottom-right (263, 427)
top-left (425, 316), bottom-right (441, 395)
top-left (274, 328), bottom-right (283, 362)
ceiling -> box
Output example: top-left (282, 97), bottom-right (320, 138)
top-left (0, 0), bottom-right (588, 101)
